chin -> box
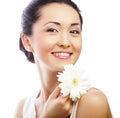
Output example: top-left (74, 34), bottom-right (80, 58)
top-left (55, 62), bottom-right (74, 71)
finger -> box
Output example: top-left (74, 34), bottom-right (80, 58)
top-left (68, 98), bottom-right (74, 105)
top-left (49, 86), bottom-right (61, 99)
top-left (62, 99), bottom-right (73, 115)
top-left (59, 93), bottom-right (70, 100)
top-left (58, 93), bottom-right (73, 104)
top-left (67, 99), bottom-right (74, 114)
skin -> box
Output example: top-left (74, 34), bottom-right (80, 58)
top-left (15, 3), bottom-right (112, 118)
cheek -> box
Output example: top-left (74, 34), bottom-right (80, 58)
top-left (37, 41), bottom-right (49, 54)
top-left (34, 38), bottom-right (56, 57)
top-left (32, 33), bottom-right (57, 54)
top-left (33, 42), bottom-right (49, 62)
top-left (74, 39), bottom-right (82, 51)
top-left (31, 38), bottom-right (47, 55)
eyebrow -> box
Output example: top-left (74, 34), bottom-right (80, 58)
top-left (43, 21), bottom-right (81, 27)
top-left (43, 21), bottom-right (60, 26)
top-left (71, 23), bottom-right (81, 26)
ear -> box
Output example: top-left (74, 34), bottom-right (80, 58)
top-left (21, 33), bottom-right (34, 52)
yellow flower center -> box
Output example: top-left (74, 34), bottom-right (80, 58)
top-left (72, 78), bottom-right (78, 86)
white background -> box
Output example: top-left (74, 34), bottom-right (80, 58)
top-left (0, 0), bottom-right (120, 117)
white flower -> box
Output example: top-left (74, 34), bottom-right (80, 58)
top-left (57, 64), bottom-right (92, 101)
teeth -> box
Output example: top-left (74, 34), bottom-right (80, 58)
top-left (53, 53), bottom-right (70, 57)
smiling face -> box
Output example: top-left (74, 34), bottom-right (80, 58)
top-left (23, 3), bottom-right (82, 71)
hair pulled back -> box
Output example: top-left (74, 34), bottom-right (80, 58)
top-left (19, 0), bottom-right (83, 63)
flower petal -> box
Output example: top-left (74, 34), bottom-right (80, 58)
top-left (57, 64), bottom-right (92, 101)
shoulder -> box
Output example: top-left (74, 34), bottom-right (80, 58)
top-left (14, 98), bottom-right (26, 118)
top-left (76, 88), bottom-right (112, 118)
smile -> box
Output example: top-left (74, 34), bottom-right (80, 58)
top-left (51, 52), bottom-right (72, 59)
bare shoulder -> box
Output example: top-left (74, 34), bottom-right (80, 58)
top-left (14, 98), bottom-right (26, 118)
top-left (76, 88), bottom-right (112, 118)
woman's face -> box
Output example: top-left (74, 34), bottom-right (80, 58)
top-left (28, 3), bottom-right (82, 71)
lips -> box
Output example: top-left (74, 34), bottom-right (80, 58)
top-left (51, 52), bottom-right (72, 59)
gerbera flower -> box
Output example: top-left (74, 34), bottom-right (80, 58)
top-left (57, 64), bottom-right (92, 101)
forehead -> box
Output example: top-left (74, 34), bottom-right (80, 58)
top-left (37, 3), bottom-right (80, 24)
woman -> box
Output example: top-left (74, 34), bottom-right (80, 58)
top-left (15, 0), bottom-right (112, 118)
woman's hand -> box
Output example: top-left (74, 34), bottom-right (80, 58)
top-left (40, 86), bottom-right (73, 118)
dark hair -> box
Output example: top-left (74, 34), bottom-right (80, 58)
top-left (19, 0), bottom-right (83, 63)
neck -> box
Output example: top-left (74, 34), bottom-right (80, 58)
top-left (35, 59), bottom-right (60, 101)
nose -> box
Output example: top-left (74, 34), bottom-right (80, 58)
top-left (57, 32), bottom-right (70, 48)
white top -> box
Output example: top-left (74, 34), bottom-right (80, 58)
top-left (23, 92), bottom-right (78, 118)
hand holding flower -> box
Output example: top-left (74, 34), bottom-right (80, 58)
top-left (40, 86), bottom-right (73, 118)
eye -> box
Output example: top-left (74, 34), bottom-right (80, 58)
top-left (70, 30), bottom-right (80, 34)
top-left (47, 28), bottom-right (58, 33)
